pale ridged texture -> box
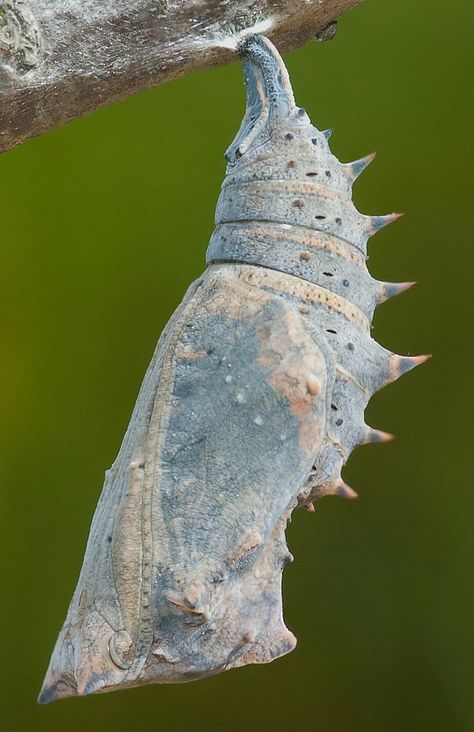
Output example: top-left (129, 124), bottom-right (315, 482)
top-left (39, 35), bottom-right (427, 704)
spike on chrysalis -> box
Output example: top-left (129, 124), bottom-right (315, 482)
top-left (367, 212), bottom-right (404, 236)
top-left (322, 128), bottom-right (333, 140)
top-left (335, 482), bottom-right (358, 500)
top-left (398, 353), bottom-right (432, 374)
top-left (364, 427), bottom-right (395, 444)
top-left (378, 281), bottom-right (417, 303)
top-left (346, 152), bottom-right (376, 181)
top-left (389, 353), bottom-right (431, 382)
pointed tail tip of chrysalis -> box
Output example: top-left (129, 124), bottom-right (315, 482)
top-left (38, 675), bottom-right (73, 705)
top-left (39, 658), bottom-right (115, 704)
top-left (37, 685), bottom-right (52, 705)
top-left (38, 631), bottom-right (107, 703)
top-left (38, 649), bottom-right (73, 704)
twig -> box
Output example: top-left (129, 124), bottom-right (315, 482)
top-left (0, 0), bottom-right (362, 152)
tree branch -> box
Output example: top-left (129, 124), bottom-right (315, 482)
top-left (0, 0), bottom-right (362, 152)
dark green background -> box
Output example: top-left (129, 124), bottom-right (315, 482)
top-left (1, 1), bottom-right (472, 730)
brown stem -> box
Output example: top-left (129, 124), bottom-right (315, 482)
top-left (0, 0), bottom-right (363, 153)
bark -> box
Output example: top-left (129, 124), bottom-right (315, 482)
top-left (0, 1), bottom-right (363, 152)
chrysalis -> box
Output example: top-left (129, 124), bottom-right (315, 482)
top-left (39, 34), bottom-right (428, 703)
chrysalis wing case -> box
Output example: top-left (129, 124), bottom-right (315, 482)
top-left (39, 35), bottom-right (428, 703)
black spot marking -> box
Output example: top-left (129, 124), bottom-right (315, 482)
top-left (335, 418), bottom-right (343, 426)
top-left (347, 343), bottom-right (355, 352)
top-left (306, 172), bottom-right (318, 177)
top-left (343, 279), bottom-right (350, 287)
top-left (322, 271), bottom-right (333, 277)
top-left (315, 215), bottom-right (326, 220)
top-left (325, 170), bottom-right (331, 177)
top-left (311, 138), bottom-right (318, 145)
top-left (285, 133), bottom-right (294, 140)
top-left (326, 329), bottom-right (337, 334)
top-left (331, 404), bottom-right (338, 411)
top-left (335, 217), bottom-right (342, 225)
top-left (298, 108), bottom-right (306, 117)
top-left (107, 535), bottom-right (112, 542)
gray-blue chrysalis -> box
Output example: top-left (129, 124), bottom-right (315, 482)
top-left (39, 34), bottom-right (428, 703)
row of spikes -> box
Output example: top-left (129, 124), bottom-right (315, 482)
top-left (302, 353), bottom-right (431, 510)
top-left (304, 133), bottom-right (428, 508)
top-left (348, 147), bottom-right (431, 381)
top-left (311, 132), bottom-right (427, 508)
top-left (338, 150), bottom-right (420, 306)
top-left (319, 146), bottom-right (404, 235)
top-left (349, 153), bottom-right (404, 236)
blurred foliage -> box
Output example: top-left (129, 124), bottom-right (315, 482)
top-left (0, 1), bottom-right (472, 730)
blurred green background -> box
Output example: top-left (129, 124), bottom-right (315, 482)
top-left (1, 1), bottom-right (472, 730)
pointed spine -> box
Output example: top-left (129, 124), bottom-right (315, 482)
top-left (388, 353), bottom-right (431, 382)
top-left (345, 152), bottom-right (376, 182)
top-left (366, 212), bottom-right (404, 236)
top-left (363, 428), bottom-right (395, 444)
top-left (377, 281), bottom-right (417, 303)
top-left (335, 482), bottom-right (358, 500)
top-left (322, 128), bottom-right (333, 140)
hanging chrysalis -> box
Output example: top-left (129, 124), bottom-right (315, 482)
top-left (39, 34), bottom-right (428, 703)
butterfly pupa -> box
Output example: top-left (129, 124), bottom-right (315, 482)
top-left (39, 34), bottom-right (428, 703)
